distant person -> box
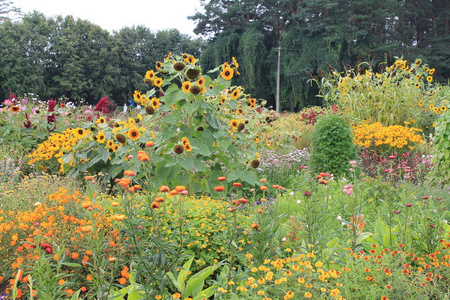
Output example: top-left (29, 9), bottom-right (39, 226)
top-left (123, 103), bottom-right (128, 113)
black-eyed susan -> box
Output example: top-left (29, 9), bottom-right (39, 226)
top-left (154, 77), bottom-right (163, 87)
top-left (151, 97), bottom-right (160, 110)
top-left (414, 58), bottom-right (422, 67)
top-left (433, 107), bottom-right (440, 114)
top-left (155, 62), bottom-right (163, 70)
top-left (221, 67), bottom-right (234, 80)
top-left (96, 131), bottom-right (106, 144)
top-left (145, 70), bottom-right (155, 80)
top-left (229, 119), bottom-right (239, 130)
top-left (440, 105), bottom-right (447, 112)
top-left (427, 76), bottom-right (433, 83)
top-left (10, 105), bottom-right (20, 113)
top-left (196, 76), bottom-right (205, 86)
top-left (182, 81), bottom-right (191, 93)
top-left (231, 89), bottom-right (240, 99)
top-left (128, 128), bottom-right (141, 141)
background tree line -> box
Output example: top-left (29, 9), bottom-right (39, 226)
top-left (1, 0), bottom-right (449, 110)
top-left (0, 8), bottom-right (204, 104)
top-left (191, 0), bottom-right (450, 111)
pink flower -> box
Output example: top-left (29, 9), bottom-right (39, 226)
top-left (343, 184), bottom-right (353, 196)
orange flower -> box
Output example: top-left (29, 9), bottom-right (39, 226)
top-left (218, 176), bottom-right (226, 181)
top-left (175, 186), bottom-right (186, 192)
top-left (71, 252), bottom-right (79, 259)
top-left (214, 186), bottom-right (225, 192)
top-left (260, 186), bottom-right (268, 191)
top-left (124, 170), bottom-right (136, 176)
top-left (112, 214), bottom-right (126, 221)
top-left (118, 178), bottom-right (131, 187)
top-left (169, 189), bottom-right (178, 195)
top-left (233, 182), bottom-right (242, 187)
top-left (84, 175), bottom-right (94, 180)
top-left (159, 185), bottom-right (170, 193)
top-left (118, 277), bottom-right (127, 285)
top-left (58, 279), bottom-right (65, 285)
top-left (145, 141), bottom-right (154, 147)
top-left (86, 275), bottom-right (93, 281)
top-left (151, 202), bottom-right (160, 209)
top-left (81, 201), bottom-right (92, 209)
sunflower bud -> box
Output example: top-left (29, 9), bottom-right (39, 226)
top-left (238, 123), bottom-right (245, 131)
top-left (144, 78), bottom-right (153, 85)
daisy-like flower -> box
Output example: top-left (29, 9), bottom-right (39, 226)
top-left (221, 66), bottom-right (234, 80)
top-left (128, 128), bottom-right (140, 141)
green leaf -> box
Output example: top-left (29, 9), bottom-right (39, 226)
top-left (192, 159), bottom-right (206, 172)
top-left (184, 101), bottom-right (200, 114)
top-left (62, 153), bottom-right (73, 164)
top-left (193, 284), bottom-right (218, 300)
top-left (179, 158), bottom-right (194, 171)
top-left (178, 256), bottom-right (195, 293)
top-left (185, 264), bottom-right (221, 297)
top-left (206, 112), bottom-right (222, 130)
top-left (61, 262), bottom-right (82, 268)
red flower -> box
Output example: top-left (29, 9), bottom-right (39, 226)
top-left (45, 247), bottom-right (53, 254)
top-left (94, 96), bottom-right (110, 114)
top-left (214, 186), bottom-right (225, 192)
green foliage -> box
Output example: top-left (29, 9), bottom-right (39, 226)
top-left (309, 114), bottom-right (357, 178)
top-left (428, 111), bottom-right (450, 186)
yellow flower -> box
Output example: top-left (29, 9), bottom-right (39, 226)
top-left (151, 97), bottom-right (160, 110)
top-left (304, 292), bottom-right (312, 298)
top-left (221, 67), bottom-right (234, 80)
top-left (182, 81), bottom-right (191, 93)
top-left (154, 77), bottom-right (163, 87)
top-left (427, 76), bottom-right (433, 82)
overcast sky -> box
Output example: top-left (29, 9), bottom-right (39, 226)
top-left (12, 0), bottom-right (204, 36)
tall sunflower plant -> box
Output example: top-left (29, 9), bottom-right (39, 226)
top-left (53, 53), bottom-right (270, 194)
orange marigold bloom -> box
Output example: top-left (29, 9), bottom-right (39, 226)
top-left (71, 252), bottom-right (79, 259)
top-left (118, 277), bottom-right (127, 285)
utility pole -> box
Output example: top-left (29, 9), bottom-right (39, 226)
top-left (276, 40), bottom-right (281, 113)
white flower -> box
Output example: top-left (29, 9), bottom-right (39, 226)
top-left (337, 215), bottom-right (342, 220)
top-left (33, 202), bottom-right (42, 206)
top-left (282, 237), bottom-right (287, 242)
top-left (297, 200), bottom-right (301, 204)
top-left (289, 192), bottom-right (295, 196)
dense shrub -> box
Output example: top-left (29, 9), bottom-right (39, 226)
top-left (309, 114), bottom-right (357, 178)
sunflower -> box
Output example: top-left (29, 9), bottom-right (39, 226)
top-left (173, 61), bottom-right (185, 71)
top-left (106, 140), bottom-right (114, 148)
top-left (433, 107), bottom-right (440, 114)
top-left (414, 58), bottom-right (422, 67)
top-left (96, 131), bottom-right (106, 144)
top-left (145, 70), bottom-right (155, 80)
top-left (219, 96), bottom-right (226, 105)
top-left (187, 56), bottom-right (195, 64)
top-left (189, 85), bottom-right (201, 95)
top-left (184, 142), bottom-right (192, 152)
top-left (429, 104), bottom-right (435, 110)
top-left (151, 97), bottom-right (160, 110)
top-left (221, 67), bottom-right (234, 81)
top-left (200, 85), bottom-right (206, 94)
top-left (418, 100), bottom-right (424, 107)
top-left (128, 128), bottom-right (141, 141)
top-left (133, 90), bottom-right (142, 103)
top-left (186, 68), bottom-right (200, 79)
top-left (10, 105), bottom-right (20, 113)
top-left (230, 119), bottom-right (239, 130)
top-left (182, 53), bottom-right (189, 60)
top-left (440, 105), bottom-right (447, 112)
top-left (231, 89), bottom-right (240, 99)
top-left (251, 159), bottom-right (260, 168)
top-left (196, 76), bottom-right (205, 86)
top-left (154, 77), bottom-right (163, 87)
top-left (182, 81), bottom-right (191, 93)
top-left (174, 145), bottom-right (184, 154)
top-left (113, 145), bottom-right (119, 152)
top-left (209, 84), bottom-right (214, 89)
top-left (427, 76), bottom-right (433, 83)
top-left (181, 137), bottom-right (190, 146)
top-left (155, 62), bottom-right (163, 70)
top-left (429, 68), bottom-right (435, 75)
top-left (75, 128), bottom-right (86, 138)
top-left (424, 67), bottom-right (430, 72)
top-left (96, 117), bottom-right (106, 125)
top-left (415, 83), bottom-right (420, 88)
top-left (145, 106), bottom-right (155, 115)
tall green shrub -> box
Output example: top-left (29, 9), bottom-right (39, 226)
top-left (428, 111), bottom-right (450, 186)
top-left (309, 114), bottom-right (357, 178)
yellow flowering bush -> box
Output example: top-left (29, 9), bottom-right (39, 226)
top-left (316, 57), bottom-right (448, 130)
top-left (352, 122), bottom-right (423, 153)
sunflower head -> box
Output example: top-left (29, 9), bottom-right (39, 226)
top-left (145, 106), bottom-right (155, 115)
top-left (155, 62), bottom-right (163, 70)
top-left (154, 77), bottom-right (163, 87)
top-left (251, 159), bottom-right (260, 168)
top-left (128, 128), bottom-right (141, 141)
top-left (151, 97), bottom-right (160, 110)
top-left (174, 145), bottom-right (184, 154)
top-left (184, 143), bottom-right (192, 152)
top-left (144, 78), bottom-right (153, 85)
top-left (189, 85), bottom-right (202, 95)
top-left (115, 133), bottom-right (126, 144)
top-left (197, 76), bottom-right (205, 86)
top-left (414, 58), bottom-right (422, 67)
top-left (238, 123), bottom-right (245, 131)
top-left (182, 81), bottom-right (191, 93)
top-left (186, 68), bottom-right (201, 80)
top-left (221, 67), bottom-right (234, 81)
top-left (173, 62), bottom-right (186, 72)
